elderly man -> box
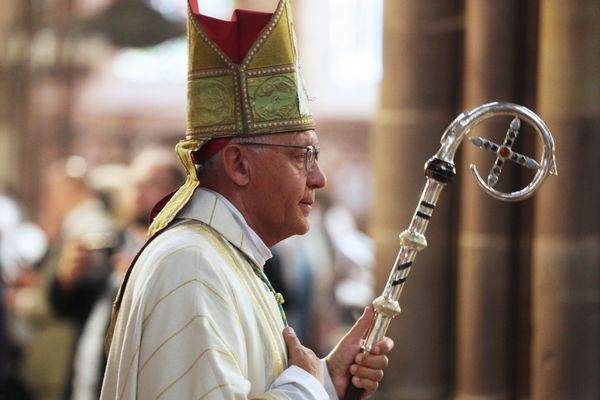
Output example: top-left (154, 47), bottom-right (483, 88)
top-left (101, 1), bottom-right (393, 399)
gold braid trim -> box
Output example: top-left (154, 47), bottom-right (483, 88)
top-left (147, 138), bottom-right (205, 238)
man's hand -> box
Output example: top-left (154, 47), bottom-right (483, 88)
top-left (326, 307), bottom-right (394, 398)
top-left (283, 326), bottom-right (324, 384)
top-left (57, 240), bottom-right (92, 288)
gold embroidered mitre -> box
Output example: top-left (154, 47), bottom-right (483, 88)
top-left (187, 0), bottom-right (315, 140)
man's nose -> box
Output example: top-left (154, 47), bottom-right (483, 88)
top-left (308, 162), bottom-right (327, 189)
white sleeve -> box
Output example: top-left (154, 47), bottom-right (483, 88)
top-left (269, 359), bottom-right (339, 400)
top-left (322, 358), bottom-right (340, 399)
top-left (269, 365), bottom-right (329, 400)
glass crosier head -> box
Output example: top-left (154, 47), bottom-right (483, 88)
top-left (186, 0), bottom-right (315, 141)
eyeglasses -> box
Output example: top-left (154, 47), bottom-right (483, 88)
top-left (240, 143), bottom-right (320, 172)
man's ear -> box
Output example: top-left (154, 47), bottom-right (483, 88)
top-left (220, 145), bottom-right (250, 186)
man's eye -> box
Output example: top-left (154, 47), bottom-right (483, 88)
top-left (293, 154), bottom-right (305, 166)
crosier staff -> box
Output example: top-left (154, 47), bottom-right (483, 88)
top-left (344, 102), bottom-right (558, 400)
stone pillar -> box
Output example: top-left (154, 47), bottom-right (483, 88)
top-left (370, 0), bottom-right (460, 398)
top-left (454, 1), bottom-right (523, 399)
top-left (532, 1), bottom-right (600, 399)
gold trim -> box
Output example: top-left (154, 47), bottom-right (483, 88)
top-left (188, 5), bottom-right (237, 69)
top-left (186, 125), bottom-right (239, 140)
top-left (189, 69), bottom-right (234, 79)
top-left (246, 65), bottom-right (296, 77)
top-left (190, 224), bottom-right (286, 381)
top-left (147, 138), bottom-right (205, 238)
top-left (226, 244), bottom-right (286, 379)
top-left (240, 0), bottom-right (287, 68)
top-left (208, 196), bottom-right (218, 226)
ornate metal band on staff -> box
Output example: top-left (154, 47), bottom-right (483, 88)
top-left (344, 102), bottom-right (557, 400)
top-left (362, 158), bottom-right (454, 353)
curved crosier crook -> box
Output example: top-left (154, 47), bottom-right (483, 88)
top-left (437, 102), bottom-right (558, 201)
top-left (343, 102), bottom-right (558, 400)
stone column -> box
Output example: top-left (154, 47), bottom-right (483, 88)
top-left (454, 1), bottom-right (524, 399)
top-left (370, 0), bottom-right (460, 398)
top-left (532, 0), bottom-right (600, 399)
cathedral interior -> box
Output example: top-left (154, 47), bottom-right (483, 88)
top-left (1, 1), bottom-right (598, 399)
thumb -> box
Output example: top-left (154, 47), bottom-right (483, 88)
top-left (341, 306), bottom-right (374, 346)
top-left (283, 327), bottom-right (301, 350)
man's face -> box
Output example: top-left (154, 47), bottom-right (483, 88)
top-left (243, 130), bottom-right (327, 247)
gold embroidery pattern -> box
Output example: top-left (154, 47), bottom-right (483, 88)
top-left (248, 74), bottom-right (299, 121)
top-left (224, 242), bottom-right (287, 380)
top-left (188, 76), bottom-right (236, 126)
top-left (186, 0), bottom-right (315, 139)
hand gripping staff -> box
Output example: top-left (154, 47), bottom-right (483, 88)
top-left (343, 102), bottom-right (557, 400)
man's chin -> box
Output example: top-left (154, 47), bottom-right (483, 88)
top-left (294, 219), bottom-right (310, 236)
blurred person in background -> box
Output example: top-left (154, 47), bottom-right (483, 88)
top-left (49, 147), bottom-right (184, 400)
top-left (0, 190), bottom-right (25, 397)
top-left (0, 190), bottom-right (48, 399)
top-left (5, 156), bottom-right (115, 400)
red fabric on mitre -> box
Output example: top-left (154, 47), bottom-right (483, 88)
top-left (189, 0), bottom-right (274, 64)
top-left (191, 138), bottom-right (231, 164)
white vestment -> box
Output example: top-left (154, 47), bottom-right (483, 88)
top-left (101, 189), bottom-right (336, 399)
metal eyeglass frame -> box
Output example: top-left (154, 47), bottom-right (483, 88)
top-left (239, 142), bottom-right (320, 172)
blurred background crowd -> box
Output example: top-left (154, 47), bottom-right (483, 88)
top-left (1, 1), bottom-right (599, 400)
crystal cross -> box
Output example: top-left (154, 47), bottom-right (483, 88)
top-left (469, 118), bottom-right (540, 187)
